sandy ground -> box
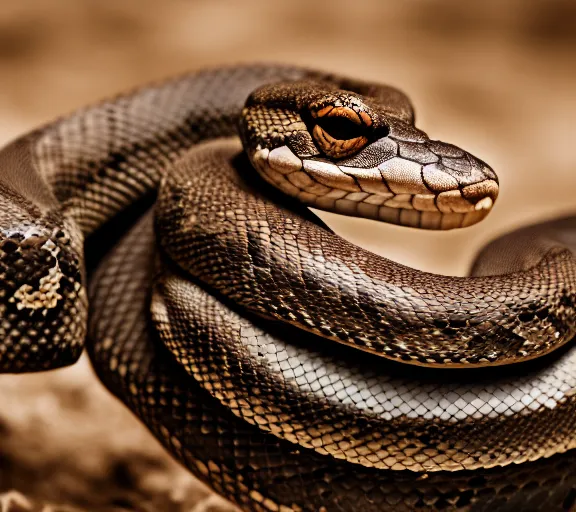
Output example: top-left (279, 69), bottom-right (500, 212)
top-left (0, 1), bottom-right (575, 510)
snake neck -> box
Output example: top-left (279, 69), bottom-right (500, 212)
top-left (23, 66), bottom-right (326, 238)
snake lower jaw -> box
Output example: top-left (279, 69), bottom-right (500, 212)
top-left (249, 146), bottom-right (494, 230)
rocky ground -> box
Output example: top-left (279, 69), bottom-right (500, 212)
top-left (0, 1), bottom-right (574, 510)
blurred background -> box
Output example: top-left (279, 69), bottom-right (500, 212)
top-left (0, 1), bottom-right (574, 510)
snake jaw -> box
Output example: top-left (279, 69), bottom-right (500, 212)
top-left (249, 142), bottom-right (498, 230)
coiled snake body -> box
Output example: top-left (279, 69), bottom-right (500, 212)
top-left (0, 65), bottom-right (575, 511)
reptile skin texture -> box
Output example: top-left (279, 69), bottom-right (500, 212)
top-left (0, 65), bottom-right (574, 510)
top-left (89, 214), bottom-right (576, 511)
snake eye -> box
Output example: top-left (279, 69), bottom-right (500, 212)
top-left (311, 105), bottom-right (371, 159)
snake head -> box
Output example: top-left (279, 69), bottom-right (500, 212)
top-left (240, 80), bottom-right (498, 230)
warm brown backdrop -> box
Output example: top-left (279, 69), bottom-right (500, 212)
top-left (0, 1), bottom-right (574, 510)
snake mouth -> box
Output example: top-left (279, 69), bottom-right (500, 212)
top-left (250, 145), bottom-right (498, 230)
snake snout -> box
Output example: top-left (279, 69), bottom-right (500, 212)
top-left (376, 137), bottom-right (500, 229)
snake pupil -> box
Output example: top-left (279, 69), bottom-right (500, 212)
top-left (316, 116), bottom-right (365, 141)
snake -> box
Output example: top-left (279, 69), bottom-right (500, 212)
top-left (0, 64), bottom-right (575, 511)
